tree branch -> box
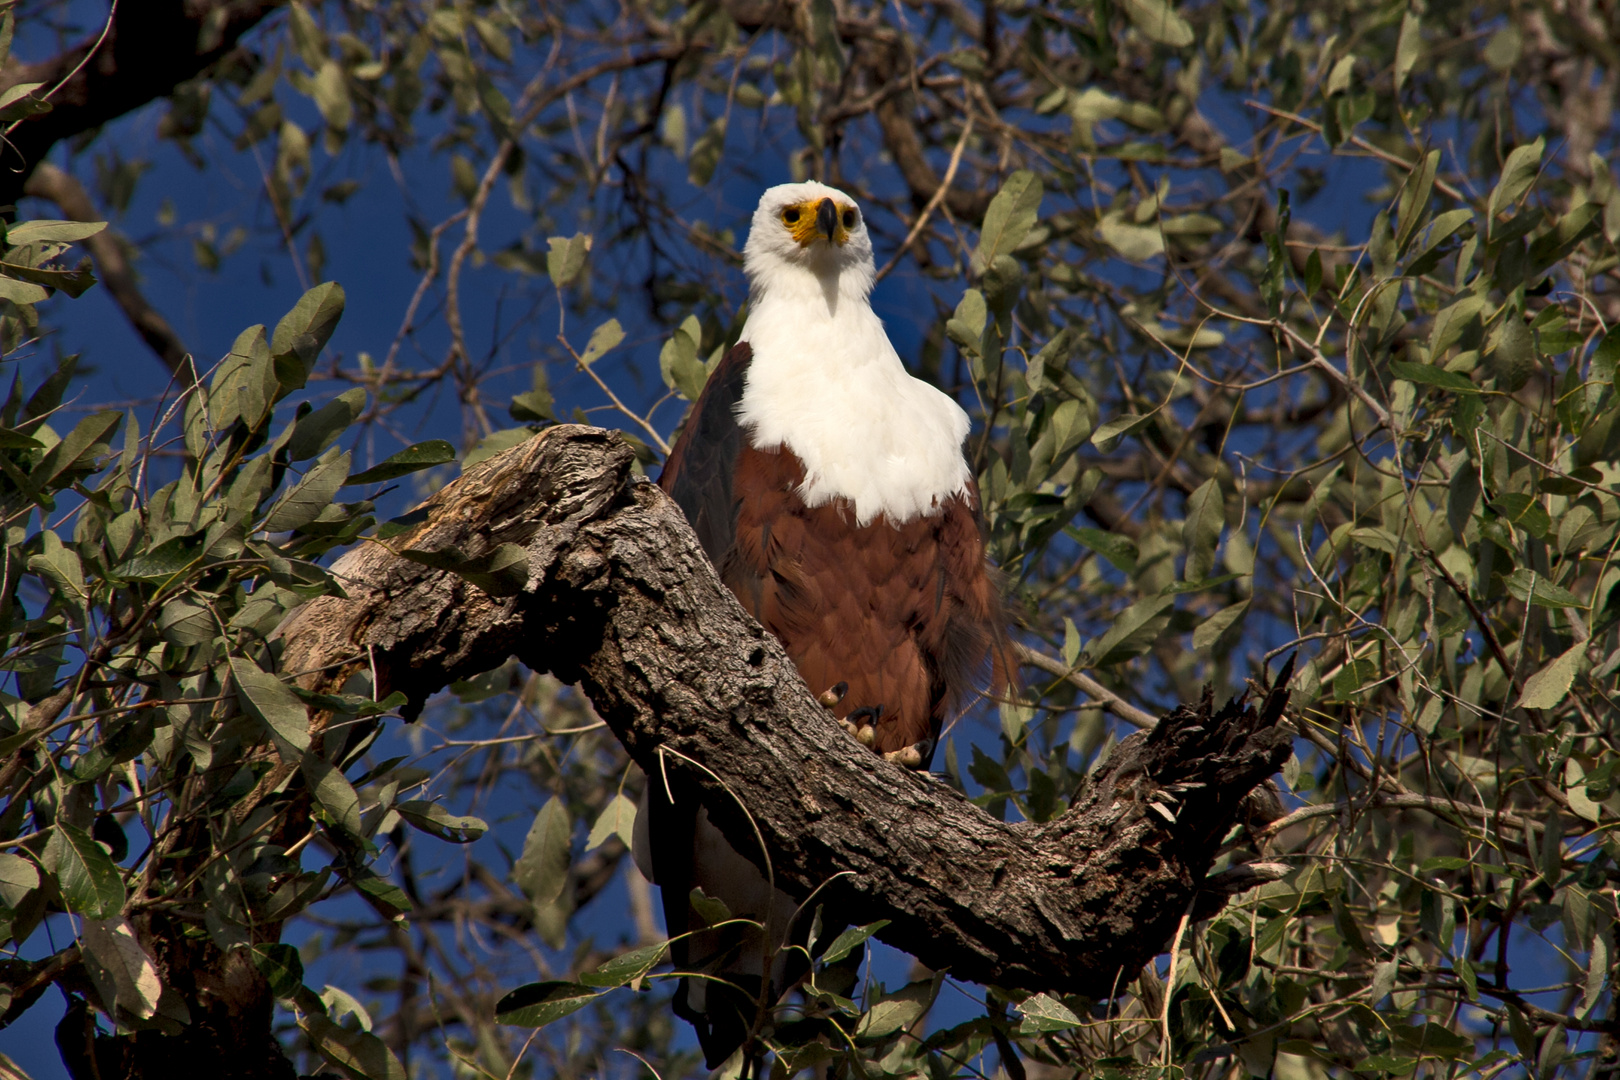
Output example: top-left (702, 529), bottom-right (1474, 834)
top-left (0, 0), bottom-right (286, 210)
top-left (277, 425), bottom-right (1293, 997)
top-left (22, 163), bottom-right (196, 381)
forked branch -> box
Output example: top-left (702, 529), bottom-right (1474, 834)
top-left (277, 424), bottom-right (1293, 995)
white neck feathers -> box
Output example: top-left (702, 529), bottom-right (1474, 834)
top-left (735, 273), bottom-right (971, 527)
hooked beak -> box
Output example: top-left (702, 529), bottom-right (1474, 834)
top-left (816, 198), bottom-right (838, 241)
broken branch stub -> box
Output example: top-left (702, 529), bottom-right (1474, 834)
top-left (277, 424), bottom-right (1293, 995)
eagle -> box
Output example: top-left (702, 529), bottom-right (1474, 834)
top-left (635, 181), bottom-right (1007, 1069)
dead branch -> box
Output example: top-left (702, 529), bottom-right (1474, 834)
top-left (277, 424), bottom-right (1292, 996)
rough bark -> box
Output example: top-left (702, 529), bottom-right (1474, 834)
top-left (0, 0), bottom-right (285, 211)
top-left (276, 424), bottom-right (1293, 997)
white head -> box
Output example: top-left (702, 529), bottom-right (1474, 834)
top-left (742, 181), bottom-right (875, 304)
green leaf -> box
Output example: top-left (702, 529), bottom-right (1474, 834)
top-left (585, 792), bottom-right (636, 851)
top-left (1487, 136), bottom-right (1545, 226)
top-left (688, 117), bottom-right (726, 187)
top-left (158, 596), bottom-right (218, 647)
top-left (1182, 477), bottom-right (1224, 582)
top-left (0, 259), bottom-right (97, 298)
top-left (394, 800), bottom-right (488, 844)
top-left (495, 981), bottom-right (602, 1027)
top-left (350, 867), bottom-right (411, 921)
top-left (1492, 493), bottom-right (1550, 538)
top-left (972, 171), bottom-right (1043, 274)
top-left (1016, 992), bottom-right (1083, 1034)
top-left (1395, 150), bottom-right (1440, 253)
top-left (36, 410), bottom-right (121, 485)
top-left (1089, 593), bottom-right (1176, 666)
top-left (1518, 641), bottom-right (1584, 709)
top-left (1118, 0), bottom-right (1194, 46)
top-left (346, 440), bottom-right (456, 485)
top-left (1090, 413), bottom-right (1151, 453)
top-left (4, 220), bottom-right (107, 246)
top-left (0, 275), bottom-right (46, 304)
top-left (1486, 317), bottom-right (1536, 392)
top-left (301, 1012), bottom-right (408, 1080)
top-left (1073, 528), bottom-right (1138, 573)
top-left (580, 940), bottom-right (668, 990)
top-left (270, 282), bottom-right (346, 392)
top-left (46, 823), bottom-right (125, 919)
top-left (1096, 213), bottom-right (1164, 261)
top-left (945, 289), bottom-right (987, 355)
top-left (512, 797), bottom-right (571, 906)
top-left (1394, 11), bottom-right (1422, 89)
top-left (1405, 208), bottom-right (1474, 277)
top-left (1191, 599), bottom-right (1249, 651)
top-left (263, 451), bottom-right (351, 532)
top-left (311, 59), bottom-right (353, 131)
top-left (658, 315), bottom-right (707, 401)
top-left (578, 318), bottom-right (624, 368)
top-left (115, 536), bottom-right (201, 584)
top-left (1389, 361), bottom-right (1480, 395)
top-left (820, 920), bottom-right (890, 966)
top-left (80, 917), bottom-right (161, 1020)
top-left (304, 755), bottom-right (364, 836)
top-left (855, 976), bottom-right (939, 1041)
top-left (230, 655), bottom-right (311, 755)
top-left (1505, 569), bottom-right (1583, 608)
top-left (251, 943), bottom-right (305, 999)
top-left (0, 851), bottom-right (40, 907)
top-left (546, 234), bottom-right (590, 288)
top-left (288, 387), bottom-right (365, 461)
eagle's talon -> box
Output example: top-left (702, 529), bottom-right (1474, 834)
top-left (845, 705), bottom-right (883, 748)
top-left (819, 681), bottom-right (849, 709)
top-left (882, 742), bottom-right (929, 770)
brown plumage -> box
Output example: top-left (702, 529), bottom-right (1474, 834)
top-left (719, 440), bottom-right (1001, 754)
top-left (646, 339), bottom-right (1008, 1068)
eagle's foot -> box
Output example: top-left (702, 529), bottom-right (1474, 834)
top-left (843, 705), bottom-right (882, 748)
top-left (882, 737), bottom-right (934, 770)
top-left (818, 681), bottom-right (849, 709)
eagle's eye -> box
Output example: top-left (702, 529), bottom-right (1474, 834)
top-left (842, 208), bottom-right (857, 229)
top-left (782, 207), bottom-right (801, 224)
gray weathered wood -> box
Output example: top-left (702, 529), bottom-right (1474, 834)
top-left (277, 424), bottom-right (1291, 995)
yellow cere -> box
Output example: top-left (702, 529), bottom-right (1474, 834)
top-left (780, 198), bottom-right (859, 247)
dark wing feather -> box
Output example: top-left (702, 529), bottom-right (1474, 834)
top-left (658, 341), bottom-right (753, 567)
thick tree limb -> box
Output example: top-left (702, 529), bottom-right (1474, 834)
top-left (277, 424), bottom-right (1292, 997)
top-left (0, 0), bottom-right (285, 210)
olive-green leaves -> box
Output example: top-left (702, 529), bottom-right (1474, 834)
top-left (1119, 0), bottom-right (1194, 47)
top-left (659, 315), bottom-right (710, 401)
top-left (346, 440), bottom-right (455, 485)
top-left (271, 282), bottom-right (346, 392)
top-left (546, 233), bottom-right (590, 288)
top-left (584, 792), bottom-right (636, 851)
top-left (973, 171), bottom-right (1043, 275)
top-left (46, 824), bottom-right (125, 919)
top-left (496, 981), bottom-right (603, 1027)
top-left (512, 797), bottom-right (571, 907)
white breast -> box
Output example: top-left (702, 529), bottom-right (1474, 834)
top-left (736, 291), bottom-right (971, 526)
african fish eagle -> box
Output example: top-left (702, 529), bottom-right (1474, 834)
top-left (635, 180), bottom-right (1008, 1068)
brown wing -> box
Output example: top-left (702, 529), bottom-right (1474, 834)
top-left (659, 341), bottom-right (752, 567)
top-left (726, 443), bottom-right (1005, 758)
